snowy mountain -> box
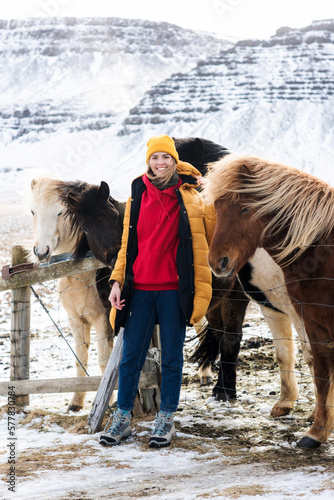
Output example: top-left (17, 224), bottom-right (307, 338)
top-left (0, 17), bottom-right (232, 200)
top-left (119, 19), bottom-right (334, 183)
top-left (0, 17), bottom-right (333, 202)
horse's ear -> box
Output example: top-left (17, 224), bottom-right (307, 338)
top-left (239, 164), bottom-right (252, 177)
top-left (99, 181), bottom-right (110, 200)
top-left (67, 192), bottom-right (78, 208)
top-left (31, 179), bottom-right (37, 189)
top-left (194, 137), bottom-right (205, 154)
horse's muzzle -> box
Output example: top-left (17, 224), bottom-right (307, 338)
top-left (209, 256), bottom-right (236, 279)
top-left (105, 246), bottom-right (121, 267)
top-left (33, 245), bottom-right (51, 262)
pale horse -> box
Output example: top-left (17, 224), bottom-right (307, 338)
top-left (30, 177), bottom-right (119, 411)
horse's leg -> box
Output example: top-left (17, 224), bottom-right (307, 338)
top-left (214, 304), bottom-right (242, 401)
top-left (68, 316), bottom-right (91, 412)
top-left (262, 309), bottom-right (299, 417)
top-left (198, 364), bottom-right (214, 386)
top-left (298, 334), bottom-right (334, 448)
top-left (191, 277), bottom-right (248, 400)
top-left (191, 318), bottom-right (220, 386)
top-left (192, 302), bottom-right (235, 399)
top-left (292, 317), bottom-right (317, 421)
top-left (193, 318), bottom-right (214, 385)
top-left (213, 278), bottom-right (249, 401)
top-left (58, 276), bottom-right (92, 411)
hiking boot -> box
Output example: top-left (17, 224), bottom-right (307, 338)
top-left (99, 409), bottom-right (132, 446)
top-left (149, 412), bottom-right (176, 448)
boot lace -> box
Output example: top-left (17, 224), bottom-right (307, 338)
top-left (108, 412), bottom-right (126, 436)
top-left (154, 415), bottom-right (172, 436)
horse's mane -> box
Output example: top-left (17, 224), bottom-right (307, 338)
top-left (31, 177), bottom-right (90, 255)
top-left (205, 154), bottom-right (334, 263)
top-left (60, 180), bottom-right (119, 218)
top-left (31, 177), bottom-right (88, 205)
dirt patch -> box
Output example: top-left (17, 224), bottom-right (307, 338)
top-left (218, 485), bottom-right (273, 499)
top-left (1, 407), bottom-right (89, 434)
top-left (3, 442), bottom-right (103, 480)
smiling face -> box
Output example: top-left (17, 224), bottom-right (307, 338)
top-left (148, 152), bottom-right (175, 177)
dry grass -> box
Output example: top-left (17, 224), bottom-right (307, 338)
top-left (218, 485), bottom-right (273, 499)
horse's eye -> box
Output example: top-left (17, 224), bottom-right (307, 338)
top-left (240, 207), bottom-right (249, 214)
top-left (31, 210), bottom-right (35, 216)
top-left (57, 211), bottom-right (63, 217)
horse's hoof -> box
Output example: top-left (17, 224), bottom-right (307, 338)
top-left (68, 405), bottom-right (83, 412)
top-left (297, 436), bottom-right (322, 449)
top-left (270, 406), bottom-right (292, 418)
top-left (306, 409), bottom-right (316, 423)
top-left (200, 377), bottom-right (213, 385)
top-left (215, 392), bottom-right (229, 402)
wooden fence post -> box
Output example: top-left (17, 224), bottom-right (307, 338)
top-left (140, 326), bottom-right (161, 414)
top-left (10, 246), bottom-right (30, 406)
top-left (87, 329), bottom-right (124, 433)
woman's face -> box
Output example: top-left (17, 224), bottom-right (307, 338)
top-left (149, 152), bottom-right (175, 176)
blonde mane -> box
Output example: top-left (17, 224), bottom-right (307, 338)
top-left (30, 177), bottom-right (66, 205)
top-left (205, 154), bottom-right (334, 263)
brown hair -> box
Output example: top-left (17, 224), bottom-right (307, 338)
top-left (146, 156), bottom-right (178, 188)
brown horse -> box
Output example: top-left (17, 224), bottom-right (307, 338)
top-left (175, 138), bottom-right (315, 418)
top-left (205, 153), bottom-right (334, 449)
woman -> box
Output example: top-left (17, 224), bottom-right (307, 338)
top-left (99, 135), bottom-right (215, 448)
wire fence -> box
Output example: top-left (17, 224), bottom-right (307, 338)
top-left (0, 273), bottom-right (107, 410)
top-left (0, 276), bottom-right (318, 432)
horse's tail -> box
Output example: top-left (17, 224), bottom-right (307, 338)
top-left (189, 325), bottom-right (221, 367)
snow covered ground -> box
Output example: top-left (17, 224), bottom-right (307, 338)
top-left (1, 206), bottom-right (334, 499)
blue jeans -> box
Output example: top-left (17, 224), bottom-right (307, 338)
top-left (117, 289), bottom-right (186, 413)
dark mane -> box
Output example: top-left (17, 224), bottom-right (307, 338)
top-left (59, 180), bottom-right (121, 261)
top-left (174, 137), bottom-right (231, 175)
top-left (56, 180), bottom-right (91, 257)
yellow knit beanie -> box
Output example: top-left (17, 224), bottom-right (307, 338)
top-left (146, 135), bottom-right (179, 164)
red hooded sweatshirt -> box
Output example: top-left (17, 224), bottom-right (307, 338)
top-left (133, 174), bottom-right (182, 290)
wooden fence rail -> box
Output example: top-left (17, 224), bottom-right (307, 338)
top-left (0, 248), bottom-right (105, 292)
top-left (0, 372), bottom-right (158, 396)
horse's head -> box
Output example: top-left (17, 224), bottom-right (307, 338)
top-left (204, 154), bottom-right (269, 280)
top-left (64, 181), bottom-right (122, 267)
top-left (174, 137), bottom-right (231, 175)
top-left (208, 197), bottom-right (264, 279)
top-left (30, 178), bottom-right (74, 262)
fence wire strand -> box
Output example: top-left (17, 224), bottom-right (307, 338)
top-left (2, 267), bottom-right (334, 437)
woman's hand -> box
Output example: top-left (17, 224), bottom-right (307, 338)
top-left (108, 282), bottom-right (125, 310)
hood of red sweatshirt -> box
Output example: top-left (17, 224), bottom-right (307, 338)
top-left (142, 173), bottom-right (181, 197)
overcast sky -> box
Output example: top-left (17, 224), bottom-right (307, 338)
top-left (1, 0), bottom-right (333, 39)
